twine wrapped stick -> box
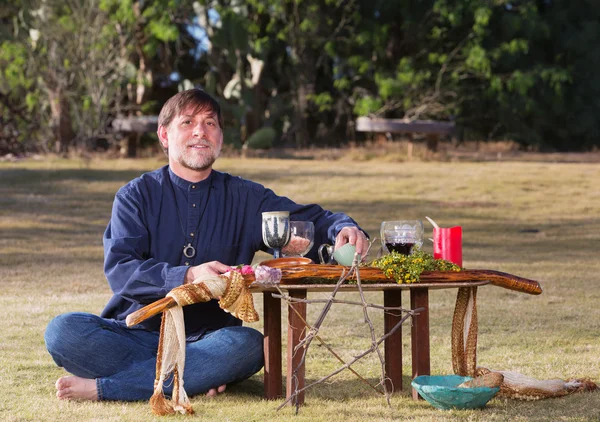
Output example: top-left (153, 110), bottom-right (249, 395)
top-left (126, 270), bottom-right (262, 416)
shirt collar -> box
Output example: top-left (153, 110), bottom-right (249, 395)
top-left (168, 166), bottom-right (214, 190)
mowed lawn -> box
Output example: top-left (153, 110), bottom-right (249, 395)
top-left (1, 156), bottom-right (599, 422)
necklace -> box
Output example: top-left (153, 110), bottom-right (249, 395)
top-left (167, 170), bottom-right (213, 260)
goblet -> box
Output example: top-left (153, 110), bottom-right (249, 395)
top-left (380, 220), bottom-right (424, 255)
top-left (262, 211), bottom-right (291, 259)
top-left (282, 221), bottom-right (315, 257)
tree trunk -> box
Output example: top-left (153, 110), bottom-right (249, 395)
top-left (127, 133), bottom-right (139, 158)
top-left (48, 88), bottom-right (75, 154)
top-left (294, 80), bottom-right (310, 149)
top-left (293, 58), bottom-right (316, 149)
top-left (123, 0), bottom-right (154, 158)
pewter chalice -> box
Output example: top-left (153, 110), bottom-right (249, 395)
top-left (262, 211), bottom-right (291, 259)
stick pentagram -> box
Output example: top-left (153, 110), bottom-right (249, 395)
top-left (274, 242), bottom-right (423, 414)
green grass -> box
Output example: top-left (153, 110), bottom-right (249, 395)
top-left (1, 156), bottom-right (599, 421)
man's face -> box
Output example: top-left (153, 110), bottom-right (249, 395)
top-left (158, 107), bottom-right (223, 174)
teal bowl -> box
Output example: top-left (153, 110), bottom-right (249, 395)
top-left (411, 375), bottom-right (500, 410)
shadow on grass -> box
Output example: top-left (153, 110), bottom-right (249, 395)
top-left (2, 166), bottom-right (598, 269)
top-left (1, 169), bottom-right (145, 243)
top-left (262, 374), bottom-right (418, 402)
top-left (0, 167), bottom-right (148, 184)
top-left (223, 372), bottom-right (420, 402)
top-left (226, 376), bottom-right (266, 397)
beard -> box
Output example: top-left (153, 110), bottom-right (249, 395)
top-left (175, 140), bottom-right (221, 171)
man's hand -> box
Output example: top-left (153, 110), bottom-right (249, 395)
top-left (335, 226), bottom-right (369, 256)
top-left (184, 261), bottom-right (231, 284)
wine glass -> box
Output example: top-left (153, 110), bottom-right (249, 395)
top-left (380, 220), bottom-right (424, 255)
top-left (262, 211), bottom-right (291, 259)
top-left (282, 221), bottom-right (315, 257)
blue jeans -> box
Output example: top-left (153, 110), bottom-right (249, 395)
top-left (44, 312), bottom-right (264, 401)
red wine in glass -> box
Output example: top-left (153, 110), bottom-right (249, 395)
top-left (381, 221), bottom-right (423, 256)
top-left (385, 242), bottom-right (415, 255)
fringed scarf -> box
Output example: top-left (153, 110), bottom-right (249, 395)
top-left (150, 271), bottom-right (258, 415)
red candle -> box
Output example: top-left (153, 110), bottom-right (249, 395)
top-left (433, 226), bottom-right (462, 267)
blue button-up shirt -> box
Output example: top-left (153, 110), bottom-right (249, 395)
top-left (101, 165), bottom-right (365, 338)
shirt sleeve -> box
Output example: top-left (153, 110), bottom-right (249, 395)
top-left (251, 184), bottom-right (368, 260)
top-left (103, 188), bottom-right (185, 304)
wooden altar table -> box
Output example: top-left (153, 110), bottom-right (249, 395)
top-left (125, 265), bottom-right (541, 406)
top-left (250, 280), bottom-right (490, 404)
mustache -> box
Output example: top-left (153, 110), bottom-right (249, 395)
top-left (186, 140), bottom-right (212, 148)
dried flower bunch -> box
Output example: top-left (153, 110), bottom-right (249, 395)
top-left (369, 248), bottom-right (461, 284)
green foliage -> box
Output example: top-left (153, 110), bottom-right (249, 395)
top-left (245, 126), bottom-right (276, 149)
top-left (147, 19), bottom-right (179, 42)
top-left (333, 77), bottom-right (351, 91)
top-left (3, 0), bottom-right (600, 153)
top-left (0, 41), bottom-right (31, 88)
top-left (223, 127), bottom-right (242, 149)
top-left (369, 249), bottom-right (461, 284)
top-left (24, 93), bottom-right (38, 110)
top-left (465, 44), bottom-right (490, 75)
top-left (212, 10), bottom-right (249, 54)
top-left (307, 92), bottom-right (333, 112)
top-left (353, 96), bottom-right (382, 116)
top-left (0, 0), bottom-right (204, 154)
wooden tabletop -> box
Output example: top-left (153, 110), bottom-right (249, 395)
top-left (249, 280), bottom-right (490, 292)
top-left (250, 265), bottom-right (543, 295)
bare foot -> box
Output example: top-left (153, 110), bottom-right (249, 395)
top-left (55, 376), bottom-right (98, 401)
top-left (206, 384), bottom-right (226, 397)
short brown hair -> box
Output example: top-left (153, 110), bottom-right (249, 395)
top-left (158, 89), bottom-right (223, 129)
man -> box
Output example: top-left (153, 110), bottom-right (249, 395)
top-left (45, 89), bottom-right (369, 402)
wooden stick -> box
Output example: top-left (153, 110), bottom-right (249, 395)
top-left (126, 297), bottom-right (176, 327)
top-left (274, 290), bottom-right (386, 397)
top-left (422, 269), bottom-right (543, 295)
top-left (277, 307), bottom-right (416, 410)
top-left (125, 274), bottom-right (257, 327)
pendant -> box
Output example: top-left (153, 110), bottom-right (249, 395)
top-left (183, 243), bottom-right (196, 259)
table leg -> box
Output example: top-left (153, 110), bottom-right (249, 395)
top-left (287, 289), bottom-right (307, 406)
top-left (410, 288), bottom-right (430, 400)
top-left (263, 292), bottom-right (283, 399)
top-left (383, 289), bottom-right (403, 393)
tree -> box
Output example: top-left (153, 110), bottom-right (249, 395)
top-left (0, 0), bottom-right (44, 154)
top-left (1, 0), bottom-right (132, 153)
top-left (3, 0), bottom-right (600, 154)
top-left (237, 0), bottom-right (362, 147)
top-left (484, 0), bottom-right (600, 150)
top-left (1, 0), bottom-right (202, 155)
top-left (92, 0), bottom-right (198, 156)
